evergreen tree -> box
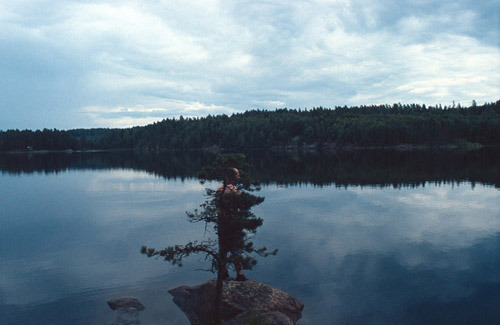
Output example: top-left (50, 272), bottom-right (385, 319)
top-left (2, 100), bottom-right (499, 151)
top-left (141, 154), bottom-right (276, 324)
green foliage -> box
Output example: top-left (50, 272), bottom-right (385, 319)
top-left (1, 101), bottom-right (499, 151)
top-left (141, 154), bottom-right (276, 274)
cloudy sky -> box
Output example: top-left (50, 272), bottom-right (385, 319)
top-left (1, 0), bottom-right (499, 130)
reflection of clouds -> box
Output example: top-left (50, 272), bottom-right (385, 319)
top-left (396, 189), bottom-right (488, 210)
top-left (253, 183), bottom-right (499, 323)
top-left (1, 171), bottom-right (498, 323)
top-left (85, 169), bottom-right (204, 193)
top-left (359, 185), bottom-right (499, 249)
top-left (346, 185), bottom-right (498, 250)
top-left (257, 182), bottom-right (499, 267)
top-left (83, 171), bottom-right (207, 225)
top-left (0, 171), bottom-right (210, 308)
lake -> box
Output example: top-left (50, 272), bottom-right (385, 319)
top-left (1, 149), bottom-right (499, 324)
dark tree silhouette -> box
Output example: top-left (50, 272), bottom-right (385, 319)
top-left (2, 100), bottom-right (499, 151)
top-left (141, 153), bottom-right (276, 324)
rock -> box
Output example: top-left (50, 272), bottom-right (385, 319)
top-left (107, 297), bottom-right (145, 325)
top-left (108, 298), bottom-right (145, 311)
top-left (224, 311), bottom-right (295, 325)
top-left (168, 279), bottom-right (304, 325)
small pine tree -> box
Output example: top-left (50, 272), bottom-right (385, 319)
top-left (141, 153), bottom-right (276, 325)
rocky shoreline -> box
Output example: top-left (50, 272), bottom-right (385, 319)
top-left (169, 278), bottom-right (304, 325)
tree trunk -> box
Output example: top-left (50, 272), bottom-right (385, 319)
top-left (214, 265), bottom-right (223, 325)
top-left (214, 180), bottom-right (227, 325)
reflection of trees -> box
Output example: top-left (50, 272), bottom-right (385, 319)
top-left (1, 148), bottom-right (499, 188)
top-left (246, 149), bottom-right (500, 188)
top-left (141, 154), bottom-right (276, 325)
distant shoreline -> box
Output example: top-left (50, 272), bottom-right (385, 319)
top-left (0, 148), bottom-right (132, 154)
top-left (2, 143), bottom-right (496, 155)
top-left (1, 101), bottom-right (499, 152)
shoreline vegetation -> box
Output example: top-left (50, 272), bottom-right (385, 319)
top-left (1, 101), bottom-right (499, 152)
top-left (1, 142), bottom-right (494, 155)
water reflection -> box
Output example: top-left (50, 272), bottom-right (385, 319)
top-left (0, 151), bottom-right (499, 324)
top-left (251, 184), bottom-right (500, 324)
top-left (1, 148), bottom-right (499, 187)
top-left (288, 233), bottom-right (500, 324)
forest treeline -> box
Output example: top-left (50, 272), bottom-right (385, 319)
top-left (1, 101), bottom-right (499, 151)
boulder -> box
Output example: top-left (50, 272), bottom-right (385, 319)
top-left (168, 279), bottom-right (304, 325)
top-left (224, 311), bottom-right (295, 325)
top-left (108, 298), bottom-right (145, 311)
top-left (107, 297), bottom-right (145, 325)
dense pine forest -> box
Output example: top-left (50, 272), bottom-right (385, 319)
top-left (1, 101), bottom-right (499, 151)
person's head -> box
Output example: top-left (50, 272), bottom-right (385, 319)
top-left (227, 168), bottom-right (240, 184)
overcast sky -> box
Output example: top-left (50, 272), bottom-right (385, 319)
top-left (1, 0), bottom-right (499, 130)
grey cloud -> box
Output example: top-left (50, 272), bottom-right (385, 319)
top-left (0, 0), bottom-right (498, 129)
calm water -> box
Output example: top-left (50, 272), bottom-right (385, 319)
top-left (0, 150), bottom-right (499, 324)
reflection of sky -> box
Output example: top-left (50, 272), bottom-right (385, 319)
top-left (253, 184), bottom-right (500, 324)
top-left (0, 171), bottom-right (211, 324)
top-left (0, 171), bottom-right (499, 324)
top-left (258, 185), bottom-right (499, 257)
